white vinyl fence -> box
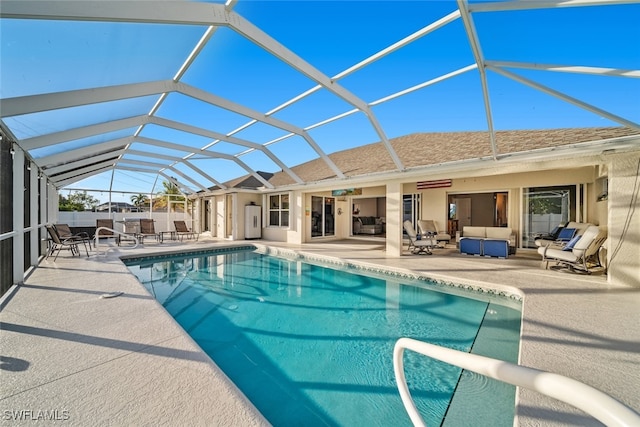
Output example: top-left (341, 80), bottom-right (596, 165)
top-left (57, 211), bottom-right (194, 233)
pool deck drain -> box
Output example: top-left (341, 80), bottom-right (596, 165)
top-left (1, 236), bottom-right (638, 426)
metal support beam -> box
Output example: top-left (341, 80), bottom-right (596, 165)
top-left (457, 0), bottom-right (498, 160)
top-left (173, 85), bottom-right (343, 180)
top-left (44, 151), bottom-right (124, 176)
top-left (148, 116), bottom-right (303, 184)
top-left (134, 136), bottom-right (274, 189)
top-left (29, 164), bottom-right (39, 265)
top-left (485, 61), bottom-right (640, 78)
top-left (49, 160), bottom-right (117, 184)
top-left (53, 166), bottom-right (113, 188)
top-left (1, 81), bottom-right (173, 117)
top-left (468, 0), bottom-right (637, 13)
top-left (125, 149), bottom-right (227, 189)
top-left (489, 66), bottom-right (640, 130)
top-left (35, 137), bottom-right (134, 169)
top-left (12, 145), bottom-right (24, 284)
top-left (19, 116), bottom-right (147, 150)
top-left (117, 158), bottom-right (208, 192)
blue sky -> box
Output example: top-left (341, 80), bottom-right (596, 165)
top-left (1, 1), bottom-right (639, 203)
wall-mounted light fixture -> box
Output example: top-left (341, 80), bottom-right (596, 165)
top-left (337, 208), bottom-right (343, 216)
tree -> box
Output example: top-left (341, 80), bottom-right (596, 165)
top-left (130, 193), bottom-right (148, 210)
top-left (528, 196), bottom-right (563, 215)
top-left (153, 178), bottom-right (184, 211)
top-left (59, 191), bottom-right (100, 211)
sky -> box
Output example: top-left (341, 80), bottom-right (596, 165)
top-left (1, 1), bottom-right (639, 204)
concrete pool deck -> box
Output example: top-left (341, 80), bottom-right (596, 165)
top-left (1, 236), bottom-right (638, 426)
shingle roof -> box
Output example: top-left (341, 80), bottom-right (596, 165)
top-left (212, 171), bottom-right (275, 191)
top-left (265, 127), bottom-right (640, 187)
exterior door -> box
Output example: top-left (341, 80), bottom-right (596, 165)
top-left (311, 196), bottom-right (335, 237)
top-left (522, 187), bottom-right (573, 248)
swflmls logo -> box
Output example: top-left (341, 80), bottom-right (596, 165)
top-left (2, 409), bottom-right (70, 421)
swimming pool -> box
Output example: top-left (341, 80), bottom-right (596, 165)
top-left (124, 247), bottom-right (521, 426)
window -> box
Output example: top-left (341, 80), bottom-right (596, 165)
top-left (268, 193), bottom-right (290, 227)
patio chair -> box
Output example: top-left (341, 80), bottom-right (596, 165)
top-left (137, 218), bottom-right (160, 243)
top-left (55, 223), bottom-right (93, 249)
top-left (537, 225), bottom-right (607, 274)
top-left (403, 220), bottom-right (437, 255)
top-left (535, 221), bottom-right (592, 247)
top-left (417, 219), bottom-right (451, 247)
top-left (95, 218), bottom-right (119, 245)
top-left (174, 220), bottom-right (198, 241)
top-left (45, 224), bottom-right (89, 261)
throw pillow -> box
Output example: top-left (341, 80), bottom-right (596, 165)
top-left (557, 227), bottom-right (576, 241)
top-left (562, 235), bottom-right (582, 251)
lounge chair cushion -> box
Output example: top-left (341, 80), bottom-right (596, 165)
top-left (417, 220), bottom-right (451, 244)
top-left (535, 222), bottom-right (592, 247)
top-left (556, 227), bottom-right (576, 241)
top-left (562, 235), bottom-right (582, 251)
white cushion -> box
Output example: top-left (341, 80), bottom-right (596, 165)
top-left (462, 226), bottom-right (486, 238)
top-left (539, 246), bottom-right (579, 262)
top-left (486, 227), bottom-right (512, 240)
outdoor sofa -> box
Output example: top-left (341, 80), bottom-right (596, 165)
top-left (457, 226), bottom-right (516, 258)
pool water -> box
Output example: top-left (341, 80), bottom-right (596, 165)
top-left (124, 248), bottom-right (521, 426)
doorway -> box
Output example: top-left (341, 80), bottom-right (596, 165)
top-left (203, 200), bottom-right (211, 233)
top-left (452, 197), bottom-right (471, 230)
top-left (311, 196), bottom-right (335, 237)
top-left (448, 192), bottom-right (509, 231)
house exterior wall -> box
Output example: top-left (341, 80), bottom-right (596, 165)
top-left (607, 153), bottom-right (640, 287)
top-left (401, 167), bottom-right (597, 244)
top-left (193, 149), bottom-right (639, 286)
top-left (262, 191), bottom-right (302, 243)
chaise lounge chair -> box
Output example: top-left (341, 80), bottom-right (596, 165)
top-left (174, 220), bottom-right (198, 241)
top-left (535, 221), bottom-right (592, 247)
top-left (537, 225), bottom-right (607, 274)
top-left (46, 224), bottom-right (89, 261)
top-left (137, 218), bottom-right (160, 243)
top-left (417, 219), bottom-right (451, 247)
top-left (403, 220), bottom-right (437, 255)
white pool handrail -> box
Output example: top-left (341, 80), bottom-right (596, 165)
top-left (94, 226), bottom-right (138, 256)
top-left (393, 337), bottom-right (640, 427)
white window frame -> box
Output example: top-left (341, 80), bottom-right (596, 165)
top-left (267, 192), bottom-right (290, 228)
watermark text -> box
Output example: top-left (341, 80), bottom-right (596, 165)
top-left (2, 409), bottom-right (70, 422)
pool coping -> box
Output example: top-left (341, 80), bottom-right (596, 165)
top-left (121, 243), bottom-right (525, 304)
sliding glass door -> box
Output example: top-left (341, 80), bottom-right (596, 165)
top-left (522, 186), bottom-right (575, 248)
top-left (311, 196), bottom-right (335, 238)
top-left (402, 194), bottom-right (421, 234)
